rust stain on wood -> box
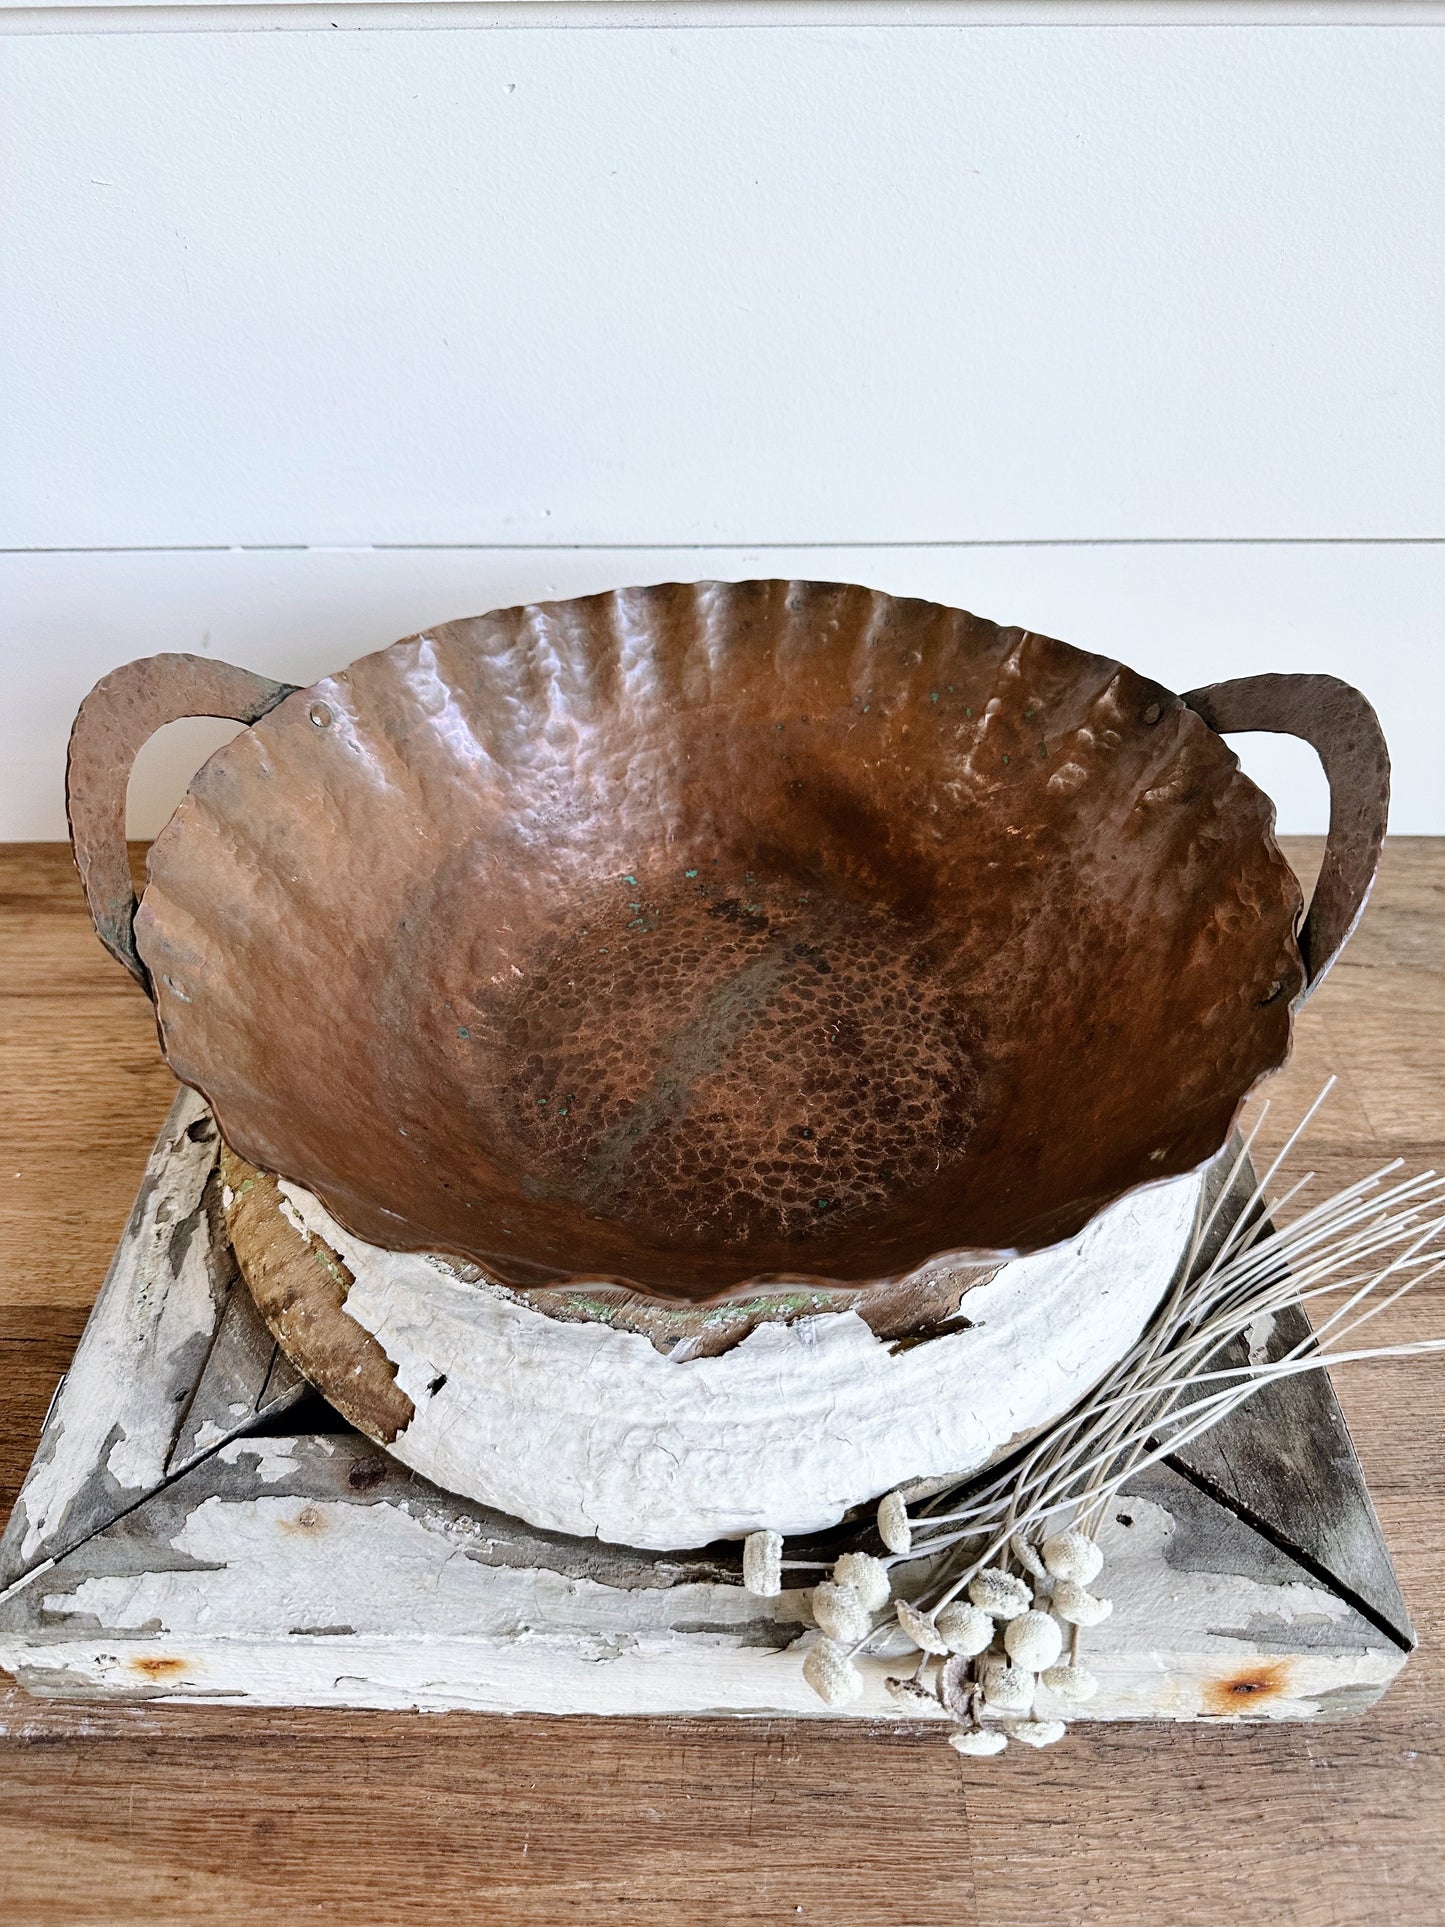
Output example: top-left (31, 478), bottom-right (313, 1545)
top-left (129, 1655), bottom-right (190, 1681)
top-left (1204, 1659), bottom-right (1295, 1715)
top-left (280, 1504), bottom-right (326, 1535)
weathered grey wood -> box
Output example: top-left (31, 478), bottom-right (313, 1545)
top-left (168, 1242), bottom-right (306, 1475)
top-left (0, 1090), bottom-right (223, 1592)
top-left (1171, 1303), bottom-right (1412, 1648)
top-left (0, 1089), bottom-right (304, 1595)
top-left (1155, 1136), bottom-right (1412, 1645)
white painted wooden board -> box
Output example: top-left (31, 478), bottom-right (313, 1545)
top-left (3, 541), bottom-right (1441, 838)
top-left (2, 24), bottom-right (1442, 550)
top-left (0, 1432), bottom-right (1407, 1720)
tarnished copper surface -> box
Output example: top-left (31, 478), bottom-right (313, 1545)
top-left (66, 581), bottom-right (1388, 1305)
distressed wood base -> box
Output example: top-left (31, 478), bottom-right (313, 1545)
top-left (0, 1090), bottom-right (1413, 1720)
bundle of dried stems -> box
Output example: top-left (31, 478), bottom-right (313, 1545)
top-left (744, 1084), bottom-right (1445, 1751)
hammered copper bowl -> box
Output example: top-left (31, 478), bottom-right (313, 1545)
top-left (67, 580), bottom-right (1388, 1303)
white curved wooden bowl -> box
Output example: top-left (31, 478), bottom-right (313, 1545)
top-left (265, 1168), bottom-right (1205, 1551)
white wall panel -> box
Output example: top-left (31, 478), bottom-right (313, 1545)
top-left (4, 541), bottom-right (1439, 838)
top-left (3, 24), bottom-right (1443, 548)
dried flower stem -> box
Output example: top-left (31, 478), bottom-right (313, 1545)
top-left (836, 1086), bottom-right (1445, 1650)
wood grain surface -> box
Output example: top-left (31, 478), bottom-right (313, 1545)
top-left (2, 838), bottom-right (1443, 1927)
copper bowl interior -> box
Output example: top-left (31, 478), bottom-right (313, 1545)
top-left (134, 581), bottom-right (1304, 1302)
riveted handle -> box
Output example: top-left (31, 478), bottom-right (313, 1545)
top-left (66, 653), bottom-right (298, 990)
top-left (1182, 673), bottom-right (1390, 999)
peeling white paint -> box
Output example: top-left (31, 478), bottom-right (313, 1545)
top-left (1246, 1308), bottom-right (1279, 1369)
top-left (217, 1438), bottom-right (303, 1486)
top-left (277, 1168), bottom-right (1205, 1549)
top-left (49, 1493), bottom-right (802, 1644)
top-left (12, 1090), bottom-right (218, 1563)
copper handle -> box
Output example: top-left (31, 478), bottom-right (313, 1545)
top-left (66, 653), bottom-right (298, 990)
top-left (1182, 673), bottom-right (1390, 998)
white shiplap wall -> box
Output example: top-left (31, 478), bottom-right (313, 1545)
top-left (2, 10), bottom-right (1442, 835)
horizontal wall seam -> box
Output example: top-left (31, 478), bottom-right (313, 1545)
top-left (6, 2), bottom-right (1445, 33)
top-left (3, 537), bottom-right (1443, 556)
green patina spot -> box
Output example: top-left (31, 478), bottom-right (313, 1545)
top-left (929, 689), bottom-right (939, 703)
top-left (1003, 753), bottom-right (1011, 765)
top-left (965, 705), bottom-right (974, 718)
top-left (1024, 708), bottom-right (1035, 720)
top-left (565, 1296), bottom-right (623, 1324)
top-left (1039, 742), bottom-right (1049, 759)
top-left (684, 869), bottom-right (698, 878)
top-left (456, 1026), bottom-right (470, 1040)
top-left (311, 1246), bottom-right (349, 1292)
top-left (621, 873), bottom-right (637, 886)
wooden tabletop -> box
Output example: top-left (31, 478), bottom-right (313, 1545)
top-left (2, 839), bottom-right (1443, 1927)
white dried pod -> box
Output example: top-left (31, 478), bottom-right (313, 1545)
top-left (936, 1601), bottom-right (995, 1658)
top-left (895, 1600), bottom-right (951, 1655)
top-left (833, 1551), bottom-right (891, 1613)
top-left (979, 1659), bottom-right (1034, 1713)
top-left (1041, 1663), bottom-right (1099, 1703)
top-left (1008, 1533), bottom-right (1048, 1582)
top-left (802, 1638), bottom-right (864, 1706)
top-left (885, 1673), bottom-right (941, 1713)
top-left (742, 1528), bottom-right (783, 1597)
top-left (1003, 1718), bottom-right (1068, 1749)
top-left (877, 1490), bottom-right (912, 1556)
top-left (1003, 1609), bottom-right (1064, 1673)
top-left (938, 1653), bottom-right (973, 1719)
top-left (1041, 1528), bottom-right (1104, 1586)
top-left (949, 1728), bottom-right (1008, 1757)
top-left (1050, 1580), bottom-right (1113, 1628)
top-left (811, 1580), bottom-right (872, 1645)
top-left (967, 1569), bottom-right (1032, 1621)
